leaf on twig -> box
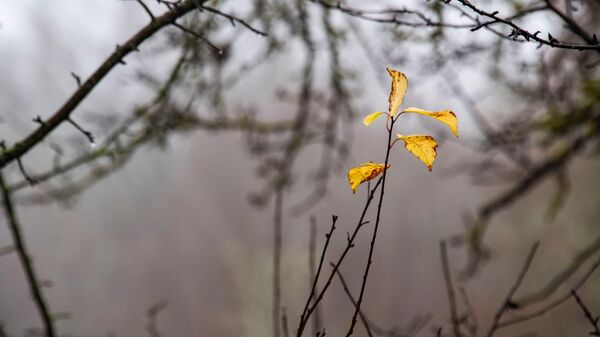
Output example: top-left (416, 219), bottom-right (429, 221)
top-left (387, 68), bottom-right (408, 116)
top-left (347, 162), bottom-right (388, 193)
top-left (402, 107), bottom-right (458, 137)
top-left (363, 111), bottom-right (386, 126)
top-left (396, 134), bottom-right (438, 171)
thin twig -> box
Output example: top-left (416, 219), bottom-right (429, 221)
top-left (201, 6), bottom-right (267, 36)
top-left (498, 256), bottom-right (600, 328)
top-left (67, 118), bottom-right (95, 144)
top-left (296, 177), bottom-right (383, 337)
top-left (571, 290), bottom-right (600, 336)
top-left (273, 189), bottom-right (284, 337)
top-left (171, 22), bottom-right (223, 54)
top-left (70, 72), bottom-right (82, 87)
top-left (485, 241), bottom-right (540, 337)
top-left (440, 240), bottom-right (462, 337)
top-left (135, 0), bottom-right (155, 20)
top-left (309, 216), bottom-right (322, 336)
top-left (16, 158), bottom-right (37, 186)
top-left (458, 287), bottom-right (478, 337)
top-left (0, 172), bottom-right (55, 337)
top-left (515, 235), bottom-right (600, 306)
top-left (282, 308), bottom-right (291, 337)
top-left (345, 117), bottom-right (396, 337)
top-left (298, 215), bottom-right (337, 336)
top-left (332, 266), bottom-right (375, 337)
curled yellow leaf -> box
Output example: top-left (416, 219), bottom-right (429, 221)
top-left (363, 111), bottom-right (386, 126)
top-left (402, 107), bottom-right (458, 137)
top-left (386, 68), bottom-right (408, 116)
top-left (347, 162), bottom-right (389, 193)
top-left (396, 134), bottom-right (438, 171)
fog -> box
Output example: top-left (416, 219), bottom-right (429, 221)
top-left (0, 1), bottom-right (598, 337)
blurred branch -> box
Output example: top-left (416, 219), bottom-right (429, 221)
top-left (308, 216), bottom-right (322, 336)
top-left (571, 290), bottom-right (600, 336)
top-left (439, 241), bottom-right (461, 337)
top-left (309, 0), bottom-right (472, 28)
top-left (0, 172), bottom-right (56, 337)
top-left (0, 323), bottom-right (8, 337)
top-left (515, 235), bottom-right (600, 306)
top-left (0, 0), bottom-right (202, 169)
top-left (497, 253), bottom-right (600, 328)
top-left (146, 300), bottom-right (168, 337)
top-left (200, 5), bottom-right (267, 36)
top-left (543, 0), bottom-right (598, 47)
top-left (0, 0), bottom-right (268, 170)
top-left (458, 287), bottom-right (477, 337)
top-left (273, 189), bottom-right (283, 337)
top-left (332, 265), bottom-right (374, 337)
top-left (0, 245), bottom-right (15, 258)
top-left (281, 308), bottom-right (290, 337)
top-left (485, 241), bottom-right (539, 337)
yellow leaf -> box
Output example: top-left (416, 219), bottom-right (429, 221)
top-left (386, 68), bottom-right (408, 116)
top-left (396, 134), bottom-right (438, 171)
top-left (403, 107), bottom-right (458, 137)
top-left (363, 111), bottom-right (386, 126)
top-left (347, 162), bottom-right (389, 193)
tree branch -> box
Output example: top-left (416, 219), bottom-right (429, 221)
top-left (0, 172), bottom-right (56, 337)
top-left (0, 0), bottom-right (203, 169)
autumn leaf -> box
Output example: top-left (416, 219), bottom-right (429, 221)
top-left (396, 134), bottom-right (438, 171)
top-left (386, 68), bottom-right (408, 116)
top-left (402, 107), bottom-right (458, 137)
top-left (363, 111), bottom-right (386, 126)
top-left (347, 162), bottom-right (389, 193)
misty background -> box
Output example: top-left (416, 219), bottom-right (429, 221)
top-left (0, 1), bottom-right (598, 337)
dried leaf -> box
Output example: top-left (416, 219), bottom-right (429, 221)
top-left (363, 111), bottom-right (386, 126)
top-left (402, 107), bottom-right (458, 137)
top-left (387, 68), bottom-right (408, 116)
top-left (396, 134), bottom-right (438, 171)
top-left (347, 162), bottom-right (388, 193)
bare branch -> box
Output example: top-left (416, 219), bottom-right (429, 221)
top-left (440, 240), bottom-right (462, 337)
top-left (332, 265), bottom-right (374, 337)
top-left (485, 241), bottom-right (540, 337)
top-left (497, 256), bottom-right (600, 328)
top-left (571, 290), bottom-right (600, 336)
top-left (201, 5), bottom-right (267, 36)
top-left (0, 0), bottom-right (202, 169)
top-left (0, 172), bottom-right (55, 337)
top-left (515, 235), bottom-right (600, 306)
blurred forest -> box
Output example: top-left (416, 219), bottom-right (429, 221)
top-left (0, 0), bottom-right (599, 337)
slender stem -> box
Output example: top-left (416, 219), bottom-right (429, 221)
top-left (571, 290), bottom-right (600, 336)
top-left (0, 172), bottom-right (56, 337)
top-left (485, 241), bottom-right (539, 337)
top-left (345, 117), bottom-right (396, 337)
top-left (333, 265), bottom-right (375, 337)
top-left (440, 240), bottom-right (461, 337)
top-left (296, 177), bottom-right (383, 337)
top-left (273, 189), bottom-right (284, 337)
top-left (309, 216), bottom-right (326, 336)
top-left (298, 216), bottom-right (337, 336)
